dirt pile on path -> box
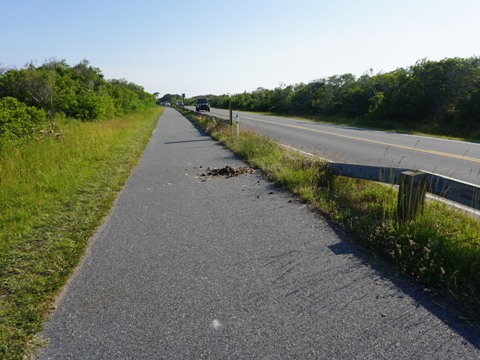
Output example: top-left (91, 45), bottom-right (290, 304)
top-left (202, 165), bottom-right (255, 178)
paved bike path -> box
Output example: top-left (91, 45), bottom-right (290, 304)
top-left (37, 108), bottom-right (480, 359)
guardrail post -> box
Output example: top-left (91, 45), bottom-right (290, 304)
top-left (236, 114), bottom-right (239, 138)
top-left (397, 170), bottom-right (428, 222)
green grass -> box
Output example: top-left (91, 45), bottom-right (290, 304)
top-left (0, 107), bottom-right (162, 359)
top-left (181, 108), bottom-right (480, 321)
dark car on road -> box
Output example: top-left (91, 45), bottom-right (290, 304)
top-left (196, 98), bottom-right (210, 112)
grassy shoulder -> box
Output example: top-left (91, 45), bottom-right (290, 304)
top-left (0, 107), bottom-right (163, 359)
top-left (180, 108), bottom-right (480, 322)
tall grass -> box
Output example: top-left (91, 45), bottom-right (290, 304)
top-left (182, 109), bottom-right (480, 321)
top-left (0, 107), bottom-right (162, 359)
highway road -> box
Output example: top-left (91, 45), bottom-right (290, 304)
top-left (190, 107), bottom-right (480, 185)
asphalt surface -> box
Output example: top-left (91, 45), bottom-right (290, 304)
top-left (37, 108), bottom-right (480, 359)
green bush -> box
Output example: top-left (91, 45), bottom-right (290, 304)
top-left (0, 97), bottom-right (47, 140)
top-left (0, 60), bottom-right (157, 124)
top-left (73, 91), bottom-right (116, 121)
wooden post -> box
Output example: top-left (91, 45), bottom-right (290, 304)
top-left (236, 114), bottom-right (239, 138)
top-left (397, 170), bottom-right (428, 222)
top-left (229, 100), bottom-right (233, 126)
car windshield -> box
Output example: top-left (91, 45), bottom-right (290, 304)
top-left (197, 99), bottom-right (207, 103)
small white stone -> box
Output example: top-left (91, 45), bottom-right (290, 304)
top-left (211, 319), bottom-right (222, 330)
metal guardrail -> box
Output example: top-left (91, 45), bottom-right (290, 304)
top-left (327, 163), bottom-right (480, 211)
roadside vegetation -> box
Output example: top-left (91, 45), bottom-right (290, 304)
top-left (187, 57), bottom-right (480, 141)
top-left (0, 59), bottom-right (157, 123)
top-left (0, 107), bottom-right (162, 358)
top-left (180, 108), bottom-right (480, 323)
top-left (0, 59), bottom-right (161, 358)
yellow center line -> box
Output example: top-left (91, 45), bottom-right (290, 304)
top-left (240, 115), bottom-right (480, 163)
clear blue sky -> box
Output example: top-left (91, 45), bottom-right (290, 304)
top-left (1, 0), bottom-right (479, 98)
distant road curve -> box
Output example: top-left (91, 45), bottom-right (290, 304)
top-left (187, 107), bottom-right (480, 185)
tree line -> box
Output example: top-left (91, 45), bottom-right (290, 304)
top-left (205, 57), bottom-right (480, 138)
top-left (0, 59), bottom-right (157, 141)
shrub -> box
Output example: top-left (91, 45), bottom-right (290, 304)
top-left (0, 97), bottom-right (47, 141)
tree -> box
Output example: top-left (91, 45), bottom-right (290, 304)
top-left (0, 59), bottom-right (157, 122)
top-left (0, 63), bottom-right (8, 76)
